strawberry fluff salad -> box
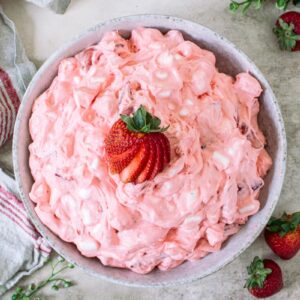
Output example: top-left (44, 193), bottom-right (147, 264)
top-left (29, 28), bottom-right (272, 274)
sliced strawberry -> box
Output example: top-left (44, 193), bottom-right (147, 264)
top-left (149, 136), bottom-right (164, 180)
top-left (104, 106), bottom-right (171, 184)
top-left (107, 144), bottom-right (140, 174)
top-left (105, 120), bottom-right (144, 155)
top-left (107, 144), bottom-right (139, 163)
top-left (136, 139), bottom-right (156, 183)
top-left (120, 142), bottom-right (150, 183)
top-left (158, 133), bottom-right (171, 166)
top-left (107, 145), bottom-right (140, 174)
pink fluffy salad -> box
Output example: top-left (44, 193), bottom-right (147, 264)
top-left (29, 28), bottom-right (272, 274)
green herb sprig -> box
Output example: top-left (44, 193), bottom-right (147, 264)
top-left (12, 257), bottom-right (75, 300)
top-left (229, 0), bottom-right (295, 14)
top-left (229, 0), bottom-right (265, 14)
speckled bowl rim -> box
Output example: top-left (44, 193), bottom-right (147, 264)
top-left (13, 14), bottom-right (287, 287)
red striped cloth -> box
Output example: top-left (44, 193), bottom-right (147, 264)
top-left (0, 169), bottom-right (51, 295)
top-left (0, 67), bottom-right (20, 147)
top-left (0, 4), bottom-right (69, 295)
top-left (0, 186), bottom-right (51, 255)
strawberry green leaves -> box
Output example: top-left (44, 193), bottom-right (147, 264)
top-left (120, 105), bottom-right (169, 133)
top-left (245, 258), bottom-right (283, 297)
top-left (266, 211), bottom-right (300, 237)
top-left (273, 18), bottom-right (300, 51)
top-left (245, 256), bottom-right (272, 289)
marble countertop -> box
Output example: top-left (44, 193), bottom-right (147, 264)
top-left (0, 0), bottom-right (299, 299)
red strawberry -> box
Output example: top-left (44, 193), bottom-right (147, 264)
top-left (105, 119), bottom-right (144, 155)
top-left (105, 105), bottom-right (170, 184)
top-left (107, 144), bottom-right (140, 174)
top-left (149, 135), bottom-right (164, 180)
top-left (274, 11), bottom-right (300, 51)
top-left (120, 142), bottom-right (150, 183)
top-left (264, 211), bottom-right (300, 259)
top-left (136, 138), bottom-right (156, 183)
top-left (157, 133), bottom-right (171, 165)
top-left (245, 256), bottom-right (283, 298)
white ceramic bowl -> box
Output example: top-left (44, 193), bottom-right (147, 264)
top-left (13, 15), bottom-right (287, 287)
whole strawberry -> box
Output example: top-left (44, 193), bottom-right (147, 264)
top-left (245, 256), bottom-right (283, 298)
top-left (273, 11), bottom-right (300, 51)
top-left (264, 211), bottom-right (300, 259)
top-left (105, 105), bottom-right (170, 184)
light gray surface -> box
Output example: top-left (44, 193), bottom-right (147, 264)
top-left (0, 0), bottom-right (299, 299)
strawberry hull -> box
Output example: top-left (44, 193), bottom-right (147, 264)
top-left (246, 258), bottom-right (283, 299)
top-left (274, 11), bottom-right (300, 51)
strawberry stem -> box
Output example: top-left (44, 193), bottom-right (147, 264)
top-left (245, 256), bottom-right (272, 289)
top-left (266, 211), bottom-right (300, 236)
top-left (273, 18), bottom-right (300, 51)
top-left (120, 105), bottom-right (169, 133)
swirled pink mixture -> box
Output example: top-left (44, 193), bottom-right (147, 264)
top-left (29, 28), bottom-right (272, 274)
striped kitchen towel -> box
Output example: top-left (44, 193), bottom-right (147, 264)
top-left (0, 2), bottom-right (76, 295)
top-left (0, 168), bottom-right (51, 296)
top-left (0, 0), bottom-right (71, 147)
top-left (0, 6), bottom-right (36, 147)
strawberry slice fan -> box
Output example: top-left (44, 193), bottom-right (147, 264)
top-left (105, 105), bottom-right (171, 184)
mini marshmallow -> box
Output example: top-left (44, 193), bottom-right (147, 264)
top-left (78, 188), bottom-right (92, 200)
top-left (174, 53), bottom-right (183, 60)
top-left (167, 103), bottom-right (176, 110)
top-left (158, 52), bottom-right (173, 66)
top-left (77, 236), bottom-right (99, 254)
top-left (186, 190), bottom-right (197, 205)
top-left (155, 70), bottom-right (168, 80)
top-left (73, 76), bottom-right (81, 84)
top-left (149, 42), bottom-right (162, 50)
top-left (179, 108), bottom-right (189, 117)
top-left (91, 158), bottom-right (99, 170)
top-left (159, 90), bottom-right (172, 98)
top-left (184, 215), bottom-right (202, 224)
top-left (212, 151), bottom-right (230, 170)
top-left (186, 99), bottom-right (194, 106)
top-left (91, 76), bottom-right (106, 84)
top-left (239, 203), bottom-right (257, 215)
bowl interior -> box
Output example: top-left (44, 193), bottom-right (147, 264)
top-left (13, 15), bottom-right (286, 287)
